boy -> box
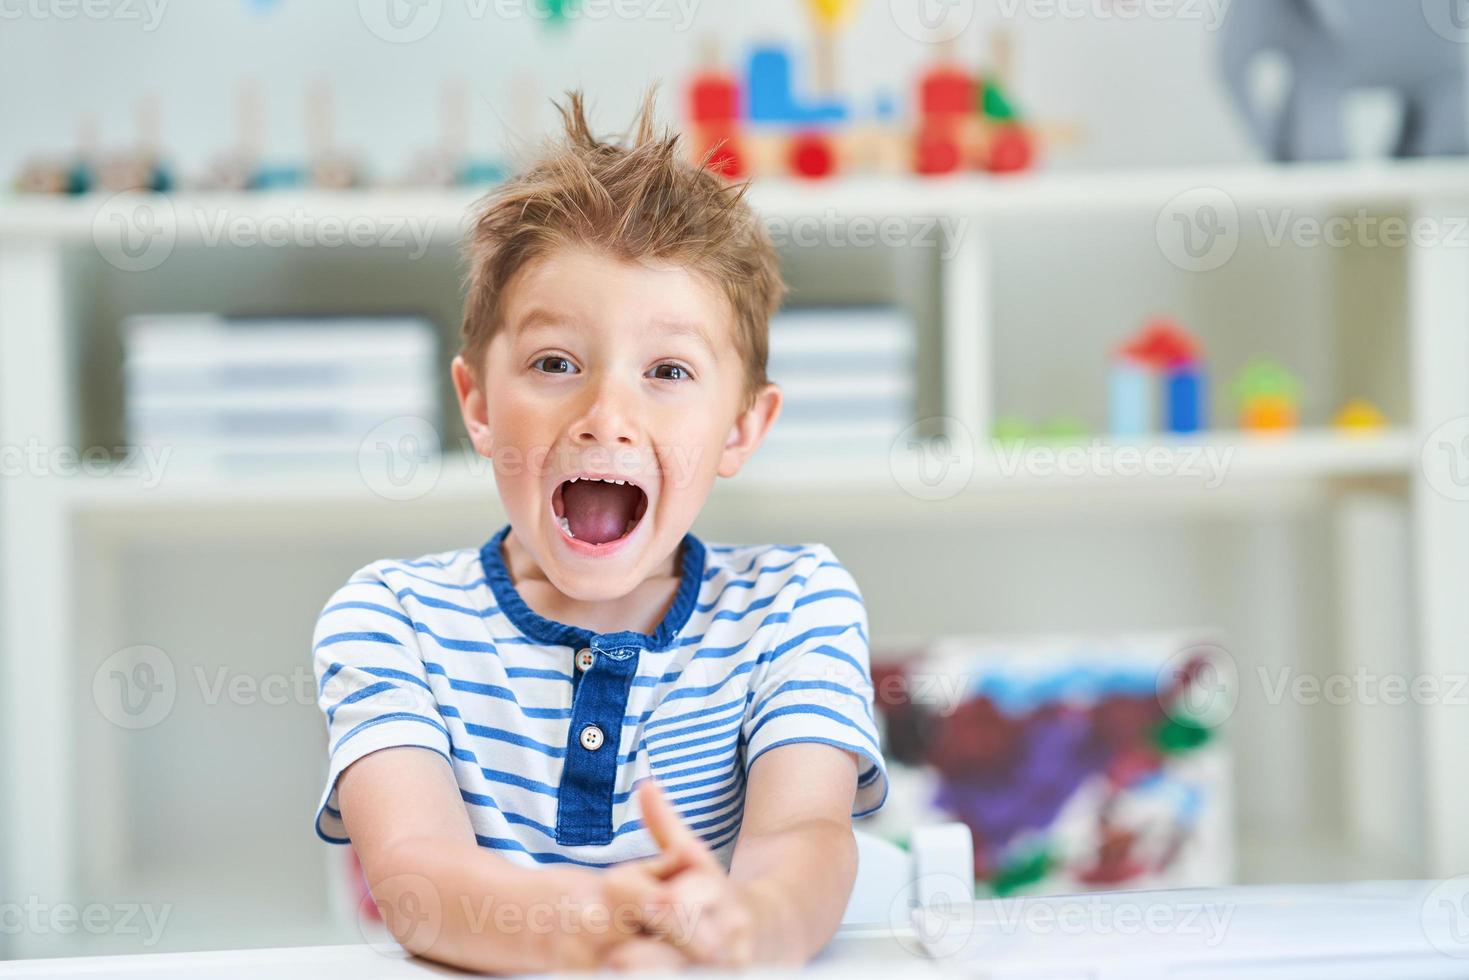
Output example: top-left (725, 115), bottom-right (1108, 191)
top-left (312, 90), bottom-right (886, 973)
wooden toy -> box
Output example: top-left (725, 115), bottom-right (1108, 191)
top-left (747, 44), bottom-right (847, 125)
top-left (992, 416), bottom-right (1088, 447)
top-left (400, 77), bottom-right (506, 187)
top-left (13, 117), bottom-right (96, 195)
top-left (802, 0), bottom-right (860, 96)
top-left (95, 97), bottom-right (172, 193)
top-left (687, 46), bottom-right (747, 179)
top-left (913, 33), bottom-right (1054, 176)
top-left (1333, 398), bottom-right (1388, 432)
top-left (1108, 344), bottom-right (1155, 437)
top-left (1232, 359), bottom-right (1302, 432)
top-left (199, 81), bottom-right (267, 191)
top-left (306, 81), bottom-right (363, 190)
top-left (1110, 318), bottom-right (1207, 436)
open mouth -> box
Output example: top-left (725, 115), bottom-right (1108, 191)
top-left (551, 476), bottom-right (649, 547)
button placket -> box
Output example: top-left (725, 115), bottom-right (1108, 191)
top-left (554, 640), bottom-right (640, 846)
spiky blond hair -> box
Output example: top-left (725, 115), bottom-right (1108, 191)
top-left (460, 88), bottom-right (785, 404)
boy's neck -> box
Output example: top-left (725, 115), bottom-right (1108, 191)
top-left (500, 530), bottom-right (683, 637)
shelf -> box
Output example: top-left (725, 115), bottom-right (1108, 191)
top-left (5, 161), bottom-right (1469, 243)
top-left (57, 429), bottom-right (1413, 521)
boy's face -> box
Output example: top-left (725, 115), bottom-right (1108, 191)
top-left (453, 245), bottom-right (780, 602)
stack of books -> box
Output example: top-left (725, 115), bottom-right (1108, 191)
top-left (762, 306), bottom-right (915, 459)
top-left (123, 314), bottom-right (440, 474)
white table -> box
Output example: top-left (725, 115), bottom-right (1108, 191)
top-left (4, 883), bottom-right (1468, 979)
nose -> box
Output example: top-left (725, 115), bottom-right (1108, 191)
top-left (571, 374), bottom-right (639, 448)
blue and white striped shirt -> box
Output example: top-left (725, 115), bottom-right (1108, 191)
top-left (312, 525), bottom-right (887, 868)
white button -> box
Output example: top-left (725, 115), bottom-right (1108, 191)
top-left (575, 648), bottom-right (595, 672)
top-left (579, 724), bottom-right (604, 751)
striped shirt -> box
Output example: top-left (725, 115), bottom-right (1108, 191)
top-left (312, 525), bottom-right (887, 868)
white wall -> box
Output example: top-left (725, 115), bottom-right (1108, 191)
top-left (0, 0), bottom-right (1265, 181)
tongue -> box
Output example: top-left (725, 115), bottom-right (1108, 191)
top-left (561, 481), bottom-right (641, 545)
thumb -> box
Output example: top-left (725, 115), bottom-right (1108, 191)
top-left (637, 779), bottom-right (716, 872)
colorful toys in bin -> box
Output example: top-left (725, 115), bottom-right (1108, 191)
top-left (868, 634), bottom-right (1232, 895)
top-left (1232, 359), bottom-right (1302, 432)
top-left (1108, 318), bottom-right (1207, 437)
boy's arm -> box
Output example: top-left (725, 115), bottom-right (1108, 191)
top-left (728, 741), bottom-right (861, 963)
top-left (338, 746), bottom-right (667, 973)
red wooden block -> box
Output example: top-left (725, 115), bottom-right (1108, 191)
top-left (789, 131), bottom-right (836, 178)
top-left (689, 71), bottom-right (740, 124)
top-left (986, 124), bottom-right (1035, 173)
top-left (914, 123), bottom-right (963, 174)
top-left (919, 64), bottom-right (975, 118)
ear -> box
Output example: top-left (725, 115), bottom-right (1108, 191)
top-left (451, 354), bottom-right (493, 458)
top-left (717, 383), bottom-right (782, 478)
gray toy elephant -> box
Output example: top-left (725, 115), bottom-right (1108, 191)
top-left (1220, 0), bottom-right (1469, 161)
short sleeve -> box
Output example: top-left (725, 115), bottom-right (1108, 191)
top-left (741, 548), bottom-right (888, 818)
top-left (311, 568), bottom-right (453, 844)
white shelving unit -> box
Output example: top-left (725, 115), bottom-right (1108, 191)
top-left (2, 162), bottom-right (1467, 959)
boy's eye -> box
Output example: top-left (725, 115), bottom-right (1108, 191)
top-left (533, 355), bottom-right (578, 375)
top-left (649, 363), bottom-right (690, 382)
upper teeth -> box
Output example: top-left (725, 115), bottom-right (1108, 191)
top-left (569, 477), bottom-right (628, 485)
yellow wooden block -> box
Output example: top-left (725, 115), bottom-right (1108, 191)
top-left (804, 0), bottom-right (859, 27)
top-left (1334, 398), bottom-right (1388, 432)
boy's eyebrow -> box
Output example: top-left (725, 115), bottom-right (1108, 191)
top-left (512, 309), bottom-right (719, 356)
top-left (652, 319), bottom-right (718, 357)
top-left (511, 308), bottom-right (575, 334)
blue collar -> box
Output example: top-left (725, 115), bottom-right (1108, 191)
top-left (478, 524), bottom-right (706, 652)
